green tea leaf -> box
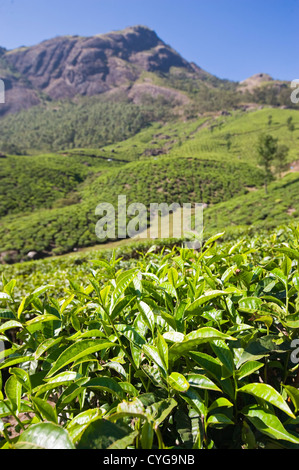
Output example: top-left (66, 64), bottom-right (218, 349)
top-left (244, 405), bottom-right (299, 444)
top-left (14, 423), bottom-right (74, 449)
top-left (187, 291), bottom-right (229, 312)
top-left (0, 320), bottom-right (23, 333)
top-left (283, 385), bottom-right (299, 413)
top-left (5, 375), bottom-right (22, 412)
top-left (46, 340), bottom-right (115, 378)
top-left (108, 430), bottom-right (138, 449)
top-left (34, 337), bottom-right (64, 360)
top-left (86, 377), bottom-right (124, 399)
top-left (207, 414), bottom-right (234, 427)
top-left (143, 344), bottom-right (167, 377)
top-left (237, 361), bottom-right (264, 380)
top-left (211, 340), bottom-right (235, 378)
top-left (169, 373), bottom-right (190, 392)
top-left (169, 328), bottom-right (235, 359)
top-left (180, 387), bottom-right (206, 416)
top-left (113, 399), bottom-right (146, 420)
top-left (204, 233), bottom-right (225, 246)
top-left (141, 421), bottom-right (154, 450)
top-left (187, 374), bottom-right (221, 392)
top-left (277, 247), bottom-right (299, 261)
top-left (10, 367), bottom-right (31, 393)
top-left (168, 267), bottom-right (179, 287)
top-left (239, 383), bottom-right (295, 418)
top-left (111, 270), bottom-right (137, 311)
top-left (157, 332), bottom-right (168, 371)
top-left (31, 397), bottom-right (58, 424)
top-left (150, 398), bottom-right (177, 427)
top-left (137, 301), bottom-right (155, 333)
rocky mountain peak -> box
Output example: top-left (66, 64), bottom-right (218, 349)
top-left (239, 73), bottom-right (274, 91)
top-left (1, 26), bottom-right (191, 105)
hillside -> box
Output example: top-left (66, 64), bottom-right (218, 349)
top-left (203, 172), bottom-right (299, 239)
top-left (0, 26), bottom-right (298, 264)
top-left (0, 106), bottom-right (298, 263)
top-left (0, 154), bottom-right (265, 262)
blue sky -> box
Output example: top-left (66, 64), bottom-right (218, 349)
top-left (0, 0), bottom-right (298, 82)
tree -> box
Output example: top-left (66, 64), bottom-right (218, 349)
top-left (256, 134), bottom-right (278, 193)
top-left (287, 116), bottom-right (295, 133)
top-left (274, 144), bottom-right (289, 177)
top-left (225, 133), bottom-right (232, 150)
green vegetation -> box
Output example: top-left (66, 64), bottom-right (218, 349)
top-left (203, 172), bottom-right (299, 240)
top-left (1, 29), bottom-right (299, 450)
top-left (0, 94), bottom-right (173, 154)
top-left (0, 156), bottom-right (265, 261)
top-left (163, 69), bottom-right (295, 117)
top-left (1, 107), bottom-right (299, 261)
top-left (256, 134), bottom-right (289, 193)
top-left (0, 153), bottom-right (112, 217)
top-left (245, 82), bottom-right (297, 108)
top-left (169, 108), bottom-right (299, 165)
top-left (1, 225), bottom-right (299, 449)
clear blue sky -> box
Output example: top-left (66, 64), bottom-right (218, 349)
top-left (0, 0), bottom-right (298, 82)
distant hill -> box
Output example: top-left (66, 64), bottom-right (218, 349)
top-left (239, 73), bottom-right (274, 91)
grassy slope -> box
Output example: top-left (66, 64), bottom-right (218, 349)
top-left (203, 171), bottom-right (299, 239)
top-left (0, 94), bottom-right (173, 153)
top-left (0, 156), bottom-right (264, 259)
top-left (0, 153), bottom-right (124, 216)
top-left (1, 107), bottom-right (299, 261)
top-left (169, 107), bottom-right (299, 165)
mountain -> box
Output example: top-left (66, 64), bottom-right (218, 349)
top-left (0, 25), bottom-right (214, 117)
top-left (0, 25), bottom-right (296, 157)
top-left (0, 25), bottom-right (295, 123)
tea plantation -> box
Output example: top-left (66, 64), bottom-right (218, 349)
top-left (0, 225), bottom-right (299, 448)
top-left (1, 105), bottom-right (299, 449)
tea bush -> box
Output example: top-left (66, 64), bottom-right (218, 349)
top-left (0, 225), bottom-right (299, 449)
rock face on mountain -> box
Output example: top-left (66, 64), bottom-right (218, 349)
top-left (1, 26), bottom-right (287, 118)
top-left (239, 73), bottom-right (274, 92)
top-left (0, 26), bottom-right (197, 114)
top-left (0, 49), bottom-right (41, 117)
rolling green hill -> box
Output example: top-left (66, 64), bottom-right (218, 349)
top-left (0, 154), bottom-right (265, 261)
top-left (0, 94), bottom-right (174, 154)
top-left (169, 108), bottom-right (299, 165)
top-left (203, 172), bottom-right (299, 239)
top-left (0, 106), bottom-right (299, 262)
top-left (0, 152), bottom-right (125, 217)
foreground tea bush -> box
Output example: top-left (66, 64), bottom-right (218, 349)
top-left (0, 226), bottom-right (299, 449)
